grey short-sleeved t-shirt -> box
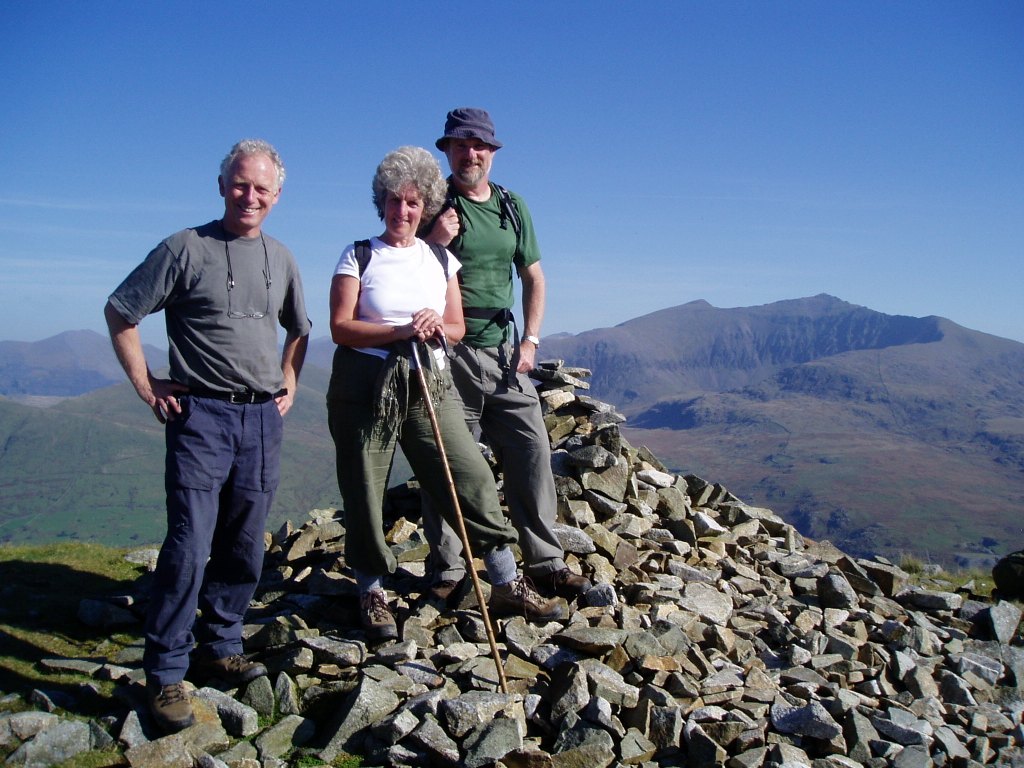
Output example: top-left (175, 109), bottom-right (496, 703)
top-left (108, 220), bottom-right (311, 393)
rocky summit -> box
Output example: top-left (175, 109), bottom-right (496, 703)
top-left (4, 359), bottom-right (1024, 767)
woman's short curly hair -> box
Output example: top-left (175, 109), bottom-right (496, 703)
top-left (372, 146), bottom-right (447, 222)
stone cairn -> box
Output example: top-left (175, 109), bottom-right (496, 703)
top-left (4, 360), bottom-right (1024, 767)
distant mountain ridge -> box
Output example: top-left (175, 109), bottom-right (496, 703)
top-left (0, 330), bottom-right (165, 397)
top-left (538, 295), bottom-right (1023, 466)
top-left (538, 294), bottom-right (949, 414)
top-left (2, 295), bottom-right (1022, 567)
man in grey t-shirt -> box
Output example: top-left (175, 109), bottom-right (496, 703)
top-left (104, 139), bottom-right (310, 733)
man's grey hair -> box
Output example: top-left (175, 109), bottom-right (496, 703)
top-left (220, 139), bottom-right (286, 190)
top-left (372, 146), bottom-right (447, 221)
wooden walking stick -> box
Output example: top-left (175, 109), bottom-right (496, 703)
top-left (409, 339), bottom-right (509, 694)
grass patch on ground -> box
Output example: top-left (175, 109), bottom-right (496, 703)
top-left (0, 542), bottom-right (366, 766)
top-left (0, 542), bottom-right (147, 712)
top-left (900, 551), bottom-right (997, 598)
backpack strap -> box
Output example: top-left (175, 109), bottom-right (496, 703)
top-left (355, 239), bottom-right (449, 278)
top-left (492, 183), bottom-right (522, 241)
top-left (427, 242), bottom-right (450, 279)
top-left (354, 239), bottom-right (373, 276)
top-left (488, 186), bottom-right (524, 375)
top-left (443, 179), bottom-right (524, 276)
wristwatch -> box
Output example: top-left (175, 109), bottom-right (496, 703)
top-left (524, 335), bottom-right (541, 347)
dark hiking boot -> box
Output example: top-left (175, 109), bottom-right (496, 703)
top-left (429, 576), bottom-right (469, 606)
top-left (489, 576), bottom-right (564, 622)
top-left (429, 578), bottom-right (463, 601)
top-left (543, 568), bottom-right (592, 600)
top-left (148, 681), bottom-right (195, 733)
top-left (194, 654), bottom-right (267, 685)
top-left (360, 589), bottom-right (398, 641)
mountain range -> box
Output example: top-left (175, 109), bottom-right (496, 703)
top-left (2, 294), bottom-right (1021, 568)
top-left (537, 294), bottom-right (1024, 568)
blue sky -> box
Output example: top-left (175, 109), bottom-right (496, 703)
top-left (2, 1), bottom-right (1022, 348)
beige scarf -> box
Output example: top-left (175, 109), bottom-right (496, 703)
top-left (371, 342), bottom-right (447, 442)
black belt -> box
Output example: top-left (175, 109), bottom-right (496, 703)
top-left (463, 306), bottom-right (514, 325)
top-left (189, 388), bottom-right (286, 404)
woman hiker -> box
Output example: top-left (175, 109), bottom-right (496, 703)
top-left (325, 145), bottom-right (562, 640)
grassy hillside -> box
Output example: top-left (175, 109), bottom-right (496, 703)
top-left (0, 365), bottom-right (414, 546)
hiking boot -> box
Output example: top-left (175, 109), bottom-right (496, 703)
top-left (147, 681), bottom-right (195, 733)
top-left (489, 576), bottom-right (564, 622)
top-left (360, 589), bottom-right (398, 641)
top-left (194, 653), bottom-right (267, 685)
top-left (543, 568), bottom-right (592, 600)
top-left (429, 576), bottom-right (468, 605)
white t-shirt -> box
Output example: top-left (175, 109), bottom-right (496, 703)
top-left (334, 237), bottom-right (461, 362)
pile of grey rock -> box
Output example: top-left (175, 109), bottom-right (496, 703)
top-left (3, 360), bottom-right (1024, 767)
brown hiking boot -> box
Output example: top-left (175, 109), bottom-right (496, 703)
top-left (147, 681), bottom-right (195, 733)
top-left (543, 568), bottom-right (592, 600)
top-left (489, 576), bottom-right (564, 622)
top-left (194, 653), bottom-right (267, 685)
top-left (360, 589), bottom-right (398, 641)
top-left (429, 576), bottom-right (468, 605)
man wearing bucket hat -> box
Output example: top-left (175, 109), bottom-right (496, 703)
top-left (422, 107), bottom-right (592, 604)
